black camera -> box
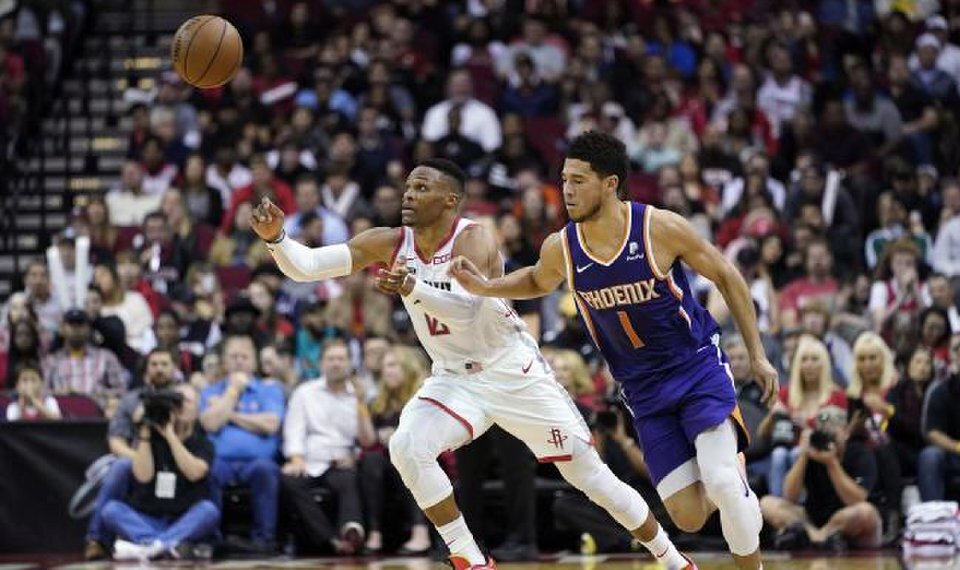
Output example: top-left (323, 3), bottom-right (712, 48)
top-left (594, 410), bottom-right (619, 432)
top-left (141, 389), bottom-right (184, 426)
top-left (809, 429), bottom-right (835, 451)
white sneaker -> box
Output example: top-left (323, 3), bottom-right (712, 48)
top-left (112, 539), bottom-right (144, 561)
top-left (112, 539), bottom-right (165, 561)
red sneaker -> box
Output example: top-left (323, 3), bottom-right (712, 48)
top-left (681, 553), bottom-right (699, 570)
top-left (448, 555), bottom-right (498, 569)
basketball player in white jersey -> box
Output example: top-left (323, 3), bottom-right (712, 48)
top-left (250, 159), bottom-right (695, 570)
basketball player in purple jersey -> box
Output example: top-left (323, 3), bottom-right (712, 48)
top-left (452, 131), bottom-right (778, 570)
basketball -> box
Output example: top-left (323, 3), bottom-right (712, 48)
top-left (171, 15), bottom-right (243, 89)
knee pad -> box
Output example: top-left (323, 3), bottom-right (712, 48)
top-left (557, 452), bottom-right (650, 530)
top-left (389, 426), bottom-right (453, 509)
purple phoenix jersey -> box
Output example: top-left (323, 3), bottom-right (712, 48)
top-left (561, 201), bottom-right (747, 488)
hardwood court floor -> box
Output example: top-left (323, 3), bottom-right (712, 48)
top-left (0, 550), bottom-right (927, 570)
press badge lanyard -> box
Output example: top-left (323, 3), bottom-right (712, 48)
top-left (155, 446), bottom-right (176, 499)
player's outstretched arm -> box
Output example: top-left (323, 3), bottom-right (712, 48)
top-left (251, 197), bottom-right (397, 281)
top-left (450, 231), bottom-right (567, 299)
top-left (652, 208), bottom-right (779, 404)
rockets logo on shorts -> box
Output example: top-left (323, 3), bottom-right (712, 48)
top-left (547, 428), bottom-right (567, 450)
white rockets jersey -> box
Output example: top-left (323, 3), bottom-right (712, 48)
top-left (393, 218), bottom-right (535, 372)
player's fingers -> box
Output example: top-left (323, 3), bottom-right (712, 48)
top-left (267, 201), bottom-right (283, 216)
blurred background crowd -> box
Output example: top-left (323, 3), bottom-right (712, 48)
top-left (3, 0), bottom-right (960, 562)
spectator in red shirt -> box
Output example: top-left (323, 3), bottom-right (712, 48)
top-left (220, 155), bottom-right (297, 235)
top-left (779, 237), bottom-right (839, 328)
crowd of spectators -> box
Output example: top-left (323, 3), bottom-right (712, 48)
top-left (4, 0), bottom-right (960, 561)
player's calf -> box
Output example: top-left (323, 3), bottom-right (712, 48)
top-left (555, 451), bottom-right (694, 570)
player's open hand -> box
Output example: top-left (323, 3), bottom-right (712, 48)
top-left (752, 357), bottom-right (779, 407)
top-left (376, 256), bottom-right (413, 296)
top-left (449, 255), bottom-right (486, 294)
top-left (250, 197), bottom-right (285, 242)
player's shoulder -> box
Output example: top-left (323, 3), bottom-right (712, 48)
top-left (352, 226), bottom-right (404, 247)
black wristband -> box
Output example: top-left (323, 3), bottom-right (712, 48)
top-left (265, 230), bottom-right (286, 245)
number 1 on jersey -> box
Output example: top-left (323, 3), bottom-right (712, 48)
top-left (617, 311), bottom-right (645, 349)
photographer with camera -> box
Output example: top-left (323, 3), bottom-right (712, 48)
top-left (759, 407), bottom-right (882, 552)
top-left (85, 347), bottom-right (180, 560)
top-left (100, 383), bottom-right (219, 561)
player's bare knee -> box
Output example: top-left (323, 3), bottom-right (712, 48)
top-left (665, 499), bottom-right (709, 532)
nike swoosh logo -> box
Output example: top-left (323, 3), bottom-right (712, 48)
top-left (522, 360), bottom-right (533, 374)
top-left (576, 263), bottom-right (594, 273)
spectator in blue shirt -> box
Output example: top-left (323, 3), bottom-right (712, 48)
top-left (200, 335), bottom-right (285, 552)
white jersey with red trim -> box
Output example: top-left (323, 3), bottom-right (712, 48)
top-left (393, 218), bottom-right (535, 373)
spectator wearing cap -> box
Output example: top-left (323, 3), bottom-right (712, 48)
top-left (865, 192), bottom-right (934, 270)
top-left (282, 175), bottom-right (350, 246)
top-left (421, 69), bottom-right (502, 153)
top-left (909, 15), bottom-right (960, 85)
top-left (220, 154), bottom-right (297, 236)
top-left (296, 301), bottom-right (333, 381)
top-left (223, 295), bottom-right (269, 350)
top-left (44, 308), bottom-right (127, 411)
top-left (911, 33), bottom-right (960, 108)
top-left (201, 335), bottom-right (284, 552)
top-left (107, 161), bottom-right (163, 226)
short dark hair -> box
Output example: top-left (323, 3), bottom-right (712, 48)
top-left (418, 158), bottom-right (466, 194)
top-left (566, 131), bottom-right (630, 196)
top-left (146, 347), bottom-right (177, 363)
top-left (321, 337), bottom-right (349, 356)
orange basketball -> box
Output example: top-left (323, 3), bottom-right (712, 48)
top-left (171, 15), bottom-right (243, 89)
